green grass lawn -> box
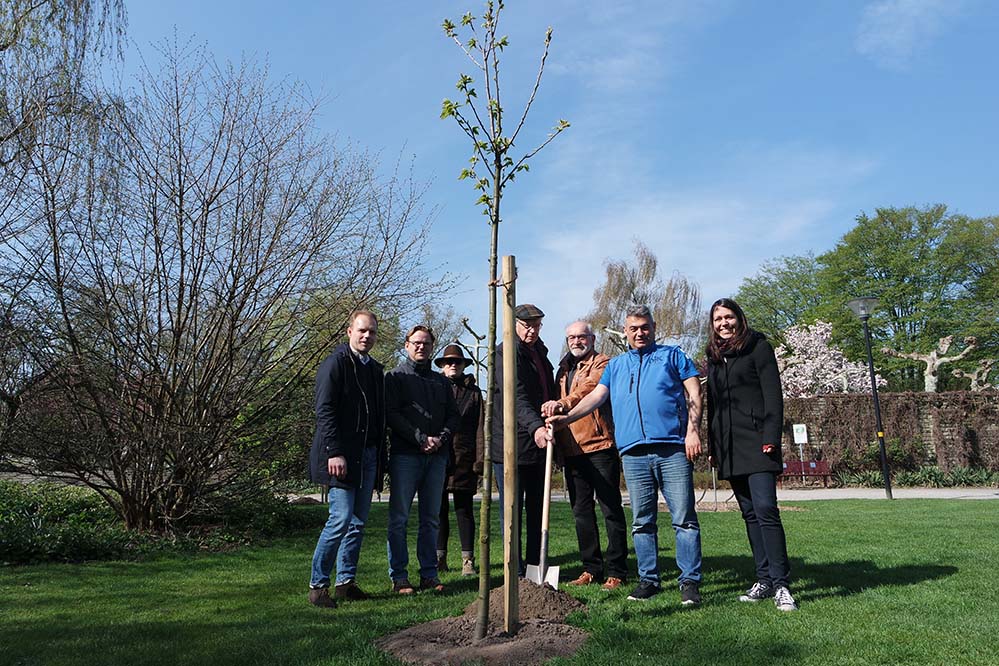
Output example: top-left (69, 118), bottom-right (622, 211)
top-left (2, 499), bottom-right (997, 666)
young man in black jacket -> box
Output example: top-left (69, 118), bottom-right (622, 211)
top-left (308, 310), bottom-right (385, 608)
top-left (385, 325), bottom-right (460, 594)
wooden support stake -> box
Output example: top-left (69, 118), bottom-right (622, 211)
top-left (501, 255), bottom-right (519, 634)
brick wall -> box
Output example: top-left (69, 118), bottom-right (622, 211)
top-left (779, 391), bottom-right (999, 473)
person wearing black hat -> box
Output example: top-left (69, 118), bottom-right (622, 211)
top-left (434, 344), bottom-right (484, 576)
top-left (492, 303), bottom-right (556, 574)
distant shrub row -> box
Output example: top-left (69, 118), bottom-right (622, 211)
top-left (0, 481), bottom-right (320, 565)
top-left (835, 466), bottom-right (999, 489)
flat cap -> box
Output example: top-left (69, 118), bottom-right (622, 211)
top-left (515, 303), bottom-right (545, 320)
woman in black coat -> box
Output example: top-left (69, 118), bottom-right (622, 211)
top-left (706, 298), bottom-right (797, 612)
top-left (434, 345), bottom-right (484, 576)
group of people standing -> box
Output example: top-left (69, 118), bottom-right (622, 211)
top-left (307, 313), bottom-right (483, 607)
top-left (307, 298), bottom-right (798, 613)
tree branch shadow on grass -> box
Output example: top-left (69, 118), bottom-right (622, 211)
top-left (705, 555), bottom-right (958, 601)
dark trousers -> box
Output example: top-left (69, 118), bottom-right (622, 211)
top-left (564, 448), bottom-right (629, 579)
top-left (729, 471), bottom-right (791, 588)
top-left (493, 462), bottom-right (544, 567)
top-left (437, 487), bottom-right (475, 553)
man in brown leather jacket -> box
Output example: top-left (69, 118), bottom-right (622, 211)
top-left (542, 320), bottom-right (629, 590)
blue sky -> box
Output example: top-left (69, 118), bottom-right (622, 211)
top-left (122, 0), bottom-right (998, 353)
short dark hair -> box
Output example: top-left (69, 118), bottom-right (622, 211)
top-left (405, 324), bottom-right (436, 343)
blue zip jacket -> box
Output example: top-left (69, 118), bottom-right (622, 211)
top-left (599, 344), bottom-right (699, 453)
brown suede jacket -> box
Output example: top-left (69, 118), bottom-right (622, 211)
top-left (554, 351), bottom-right (615, 458)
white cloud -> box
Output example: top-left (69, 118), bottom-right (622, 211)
top-left (855, 0), bottom-right (966, 69)
top-left (550, 0), bottom-right (732, 94)
top-left (491, 142), bottom-right (880, 354)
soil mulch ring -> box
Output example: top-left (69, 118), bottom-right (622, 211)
top-left (375, 579), bottom-right (588, 666)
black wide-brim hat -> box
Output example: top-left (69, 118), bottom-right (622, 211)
top-left (434, 343), bottom-right (473, 368)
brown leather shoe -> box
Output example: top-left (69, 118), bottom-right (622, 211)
top-left (602, 577), bottom-right (625, 591)
top-left (568, 571), bottom-right (598, 586)
top-left (308, 587), bottom-right (337, 608)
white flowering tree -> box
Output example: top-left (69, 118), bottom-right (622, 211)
top-left (776, 321), bottom-right (886, 398)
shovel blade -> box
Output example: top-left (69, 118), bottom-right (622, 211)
top-left (525, 564), bottom-right (560, 590)
top-left (544, 565), bottom-right (560, 590)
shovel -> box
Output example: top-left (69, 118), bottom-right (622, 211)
top-left (526, 424), bottom-right (559, 589)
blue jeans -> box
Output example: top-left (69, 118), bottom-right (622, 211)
top-left (387, 451), bottom-right (448, 582)
top-left (620, 444), bottom-right (702, 585)
top-left (310, 445), bottom-right (378, 588)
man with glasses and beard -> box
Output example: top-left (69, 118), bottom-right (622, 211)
top-left (542, 321), bottom-right (629, 591)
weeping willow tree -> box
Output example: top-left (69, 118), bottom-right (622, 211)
top-left (588, 240), bottom-right (705, 356)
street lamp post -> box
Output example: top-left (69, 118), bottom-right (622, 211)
top-left (847, 297), bottom-right (893, 500)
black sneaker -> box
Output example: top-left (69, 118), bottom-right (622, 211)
top-left (627, 580), bottom-right (661, 601)
top-left (679, 580), bottom-right (701, 606)
top-left (774, 586), bottom-right (798, 612)
top-left (738, 581), bottom-right (773, 603)
top-left (333, 580), bottom-right (370, 601)
top-left (392, 578), bottom-right (415, 595)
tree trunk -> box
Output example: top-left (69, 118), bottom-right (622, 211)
top-left (474, 190), bottom-right (501, 641)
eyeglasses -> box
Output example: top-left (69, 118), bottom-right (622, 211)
top-left (516, 319), bottom-right (542, 330)
top-left (407, 339), bottom-right (432, 347)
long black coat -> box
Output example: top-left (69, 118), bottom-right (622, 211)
top-left (309, 344), bottom-right (386, 490)
top-left (706, 332), bottom-right (784, 480)
top-left (490, 338), bottom-right (556, 467)
top-left (446, 373), bottom-right (484, 492)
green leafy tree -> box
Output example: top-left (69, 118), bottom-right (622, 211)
top-left (441, 1), bottom-right (568, 639)
top-left (813, 205), bottom-right (995, 390)
top-left (734, 253), bottom-right (822, 344)
top-left (735, 205), bottom-right (998, 391)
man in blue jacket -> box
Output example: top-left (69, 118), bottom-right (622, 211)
top-left (308, 310), bottom-right (385, 609)
top-left (548, 305), bottom-right (704, 605)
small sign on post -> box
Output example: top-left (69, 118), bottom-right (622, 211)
top-left (792, 424), bottom-right (808, 484)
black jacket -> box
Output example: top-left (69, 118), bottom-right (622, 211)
top-left (490, 338), bottom-right (556, 467)
top-left (309, 343), bottom-right (386, 490)
top-left (385, 358), bottom-right (460, 457)
top-left (706, 332), bottom-right (784, 479)
top-left (446, 373), bottom-right (484, 492)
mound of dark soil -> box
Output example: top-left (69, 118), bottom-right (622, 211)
top-left (376, 579), bottom-right (588, 666)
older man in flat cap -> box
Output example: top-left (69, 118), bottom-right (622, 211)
top-left (492, 303), bottom-right (555, 574)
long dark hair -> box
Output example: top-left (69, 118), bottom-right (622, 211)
top-left (705, 298), bottom-right (753, 363)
